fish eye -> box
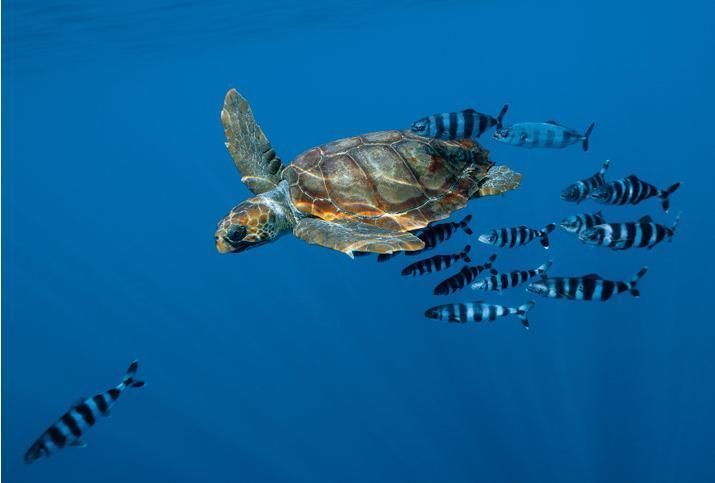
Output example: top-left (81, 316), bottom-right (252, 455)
top-left (226, 225), bottom-right (247, 243)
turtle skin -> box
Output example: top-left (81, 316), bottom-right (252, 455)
top-left (282, 130), bottom-right (512, 233)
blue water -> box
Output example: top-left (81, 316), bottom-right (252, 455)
top-left (3, 1), bottom-right (715, 481)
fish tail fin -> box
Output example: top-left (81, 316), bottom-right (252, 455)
top-left (485, 253), bottom-right (497, 269)
top-left (670, 213), bottom-right (682, 239)
top-left (582, 122), bottom-right (595, 151)
top-left (515, 301), bottom-right (535, 329)
top-left (658, 182), bottom-right (681, 213)
top-left (122, 360), bottom-right (145, 388)
top-left (539, 223), bottom-right (556, 249)
top-left (459, 214), bottom-right (473, 235)
top-left (461, 245), bottom-right (471, 263)
top-left (537, 260), bottom-right (553, 275)
top-left (628, 267), bottom-right (649, 298)
top-left (599, 159), bottom-right (610, 176)
top-left (496, 104), bottom-right (509, 129)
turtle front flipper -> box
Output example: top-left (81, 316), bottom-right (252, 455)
top-left (221, 89), bottom-right (285, 195)
top-left (475, 165), bottom-right (522, 197)
top-left (294, 219), bottom-right (425, 257)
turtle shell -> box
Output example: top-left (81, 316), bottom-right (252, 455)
top-left (282, 130), bottom-right (510, 232)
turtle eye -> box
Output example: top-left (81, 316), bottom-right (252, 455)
top-left (226, 225), bottom-right (247, 243)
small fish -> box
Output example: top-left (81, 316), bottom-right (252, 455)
top-left (410, 105), bottom-right (509, 140)
top-left (478, 223), bottom-right (556, 249)
top-left (472, 260), bottom-right (552, 292)
top-left (559, 211), bottom-right (606, 237)
top-left (493, 121), bottom-right (595, 151)
top-left (24, 361), bottom-right (145, 464)
top-left (424, 301), bottom-right (535, 329)
top-left (590, 175), bottom-right (681, 213)
top-left (561, 159), bottom-right (610, 203)
top-left (433, 254), bottom-right (497, 295)
top-left (579, 215), bottom-right (680, 250)
top-left (527, 267), bottom-right (648, 301)
top-left (401, 245), bottom-right (471, 276)
top-left (377, 214), bottom-right (473, 262)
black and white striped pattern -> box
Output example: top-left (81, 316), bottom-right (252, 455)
top-left (424, 301), bottom-right (535, 329)
top-left (559, 211), bottom-right (606, 236)
top-left (560, 159), bottom-right (610, 203)
top-left (433, 254), bottom-right (497, 295)
top-left (401, 245), bottom-right (471, 276)
top-left (579, 215), bottom-right (680, 250)
top-left (377, 214), bottom-right (474, 262)
top-left (410, 105), bottom-right (508, 140)
top-left (527, 267), bottom-right (648, 301)
top-left (472, 260), bottom-right (552, 292)
top-left (478, 223), bottom-right (556, 249)
top-left (590, 175), bottom-right (681, 213)
top-left (24, 361), bottom-right (145, 464)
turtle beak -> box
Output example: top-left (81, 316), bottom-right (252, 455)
top-left (215, 235), bottom-right (249, 254)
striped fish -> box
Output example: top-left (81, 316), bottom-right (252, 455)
top-left (433, 254), bottom-right (497, 295)
top-left (410, 105), bottom-right (509, 140)
top-left (527, 267), bottom-right (648, 301)
top-left (472, 260), bottom-right (552, 292)
top-left (24, 361), bottom-right (145, 464)
top-left (424, 301), bottom-right (535, 329)
top-left (590, 175), bottom-right (681, 213)
top-left (561, 159), bottom-right (610, 203)
top-left (559, 211), bottom-right (606, 237)
top-left (579, 215), bottom-right (680, 250)
top-left (377, 214), bottom-right (473, 262)
top-left (478, 223), bottom-right (556, 249)
top-left (401, 245), bottom-right (471, 276)
top-left (493, 121), bottom-right (595, 151)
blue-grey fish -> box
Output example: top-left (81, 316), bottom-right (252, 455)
top-left (527, 267), bottom-right (648, 301)
top-left (24, 361), bottom-right (145, 464)
top-left (410, 105), bottom-right (508, 140)
top-left (478, 223), bottom-right (556, 249)
top-left (561, 159), bottom-right (610, 203)
top-left (424, 301), bottom-right (535, 329)
top-left (559, 211), bottom-right (606, 237)
top-left (579, 215), bottom-right (680, 250)
top-left (433, 254), bottom-right (497, 295)
top-left (401, 245), bottom-right (471, 276)
top-left (493, 121), bottom-right (595, 151)
top-left (472, 260), bottom-right (552, 292)
top-left (590, 175), bottom-right (681, 213)
top-left (377, 214), bottom-right (473, 262)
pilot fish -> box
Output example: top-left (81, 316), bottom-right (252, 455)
top-left (24, 361), bottom-right (145, 464)
top-left (401, 245), bottom-right (471, 276)
top-left (590, 175), bottom-right (681, 213)
top-left (527, 267), bottom-right (648, 301)
top-left (410, 105), bottom-right (509, 140)
top-left (433, 254), bottom-right (497, 295)
top-left (424, 301), bottom-right (535, 329)
top-left (377, 214), bottom-right (474, 262)
top-left (472, 260), bottom-right (552, 292)
top-left (561, 159), bottom-right (610, 203)
top-left (559, 211), bottom-right (606, 237)
top-left (493, 121), bottom-right (595, 151)
top-left (478, 223), bottom-right (556, 249)
top-left (579, 215), bottom-right (680, 250)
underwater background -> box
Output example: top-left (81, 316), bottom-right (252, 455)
top-left (3, 0), bottom-right (715, 481)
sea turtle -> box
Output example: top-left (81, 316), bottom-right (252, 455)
top-left (214, 89), bottom-right (522, 257)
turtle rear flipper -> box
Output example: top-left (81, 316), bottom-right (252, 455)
top-left (294, 219), bottom-right (425, 258)
top-left (221, 89), bottom-right (285, 195)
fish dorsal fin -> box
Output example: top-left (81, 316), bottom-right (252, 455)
top-left (545, 120), bottom-right (561, 125)
top-left (70, 397), bottom-right (87, 409)
top-left (638, 215), bottom-right (653, 223)
top-left (583, 273), bottom-right (602, 279)
top-left (463, 108), bottom-right (477, 114)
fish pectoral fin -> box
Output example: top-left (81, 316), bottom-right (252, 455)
top-left (69, 439), bottom-right (87, 448)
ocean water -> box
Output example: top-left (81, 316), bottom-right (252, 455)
top-left (3, 1), bottom-right (715, 482)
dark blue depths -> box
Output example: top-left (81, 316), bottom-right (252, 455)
top-left (3, 1), bottom-right (715, 482)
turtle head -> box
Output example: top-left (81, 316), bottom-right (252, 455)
top-left (215, 195), bottom-right (290, 254)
